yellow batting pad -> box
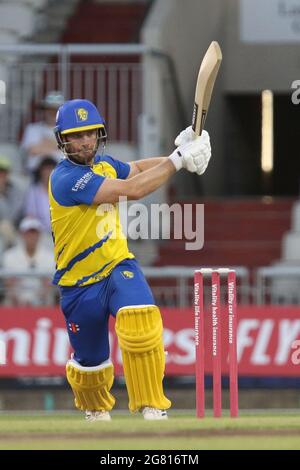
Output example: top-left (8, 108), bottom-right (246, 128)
top-left (66, 360), bottom-right (115, 411)
top-left (115, 305), bottom-right (171, 412)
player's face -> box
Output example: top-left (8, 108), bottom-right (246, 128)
top-left (64, 129), bottom-right (98, 164)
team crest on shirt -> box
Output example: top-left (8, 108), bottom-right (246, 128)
top-left (75, 108), bottom-right (88, 122)
top-left (68, 322), bottom-right (80, 333)
top-left (121, 270), bottom-right (134, 279)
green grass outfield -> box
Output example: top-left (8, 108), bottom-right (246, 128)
top-left (1, 411), bottom-right (300, 450)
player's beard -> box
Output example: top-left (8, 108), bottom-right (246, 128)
top-left (67, 145), bottom-right (96, 166)
top-left (77, 147), bottom-right (95, 165)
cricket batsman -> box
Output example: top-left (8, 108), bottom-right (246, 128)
top-left (49, 99), bottom-right (211, 421)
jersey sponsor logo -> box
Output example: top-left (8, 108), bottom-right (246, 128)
top-left (121, 270), bottom-right (134, 279)
top-left (75, 108), bottom-right (88, 122)
top-left (68, 322), bottom-right (80, 333)
top-left (72, 171), bottom-right (93, 191)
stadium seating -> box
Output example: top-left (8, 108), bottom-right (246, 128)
top-left (155, 198), bottom-right (294, 270)
top-left (62, 1), bottom-right (148, 46)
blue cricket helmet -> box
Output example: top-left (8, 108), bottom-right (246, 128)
top-left (54, 99), bottom-right (107, 157)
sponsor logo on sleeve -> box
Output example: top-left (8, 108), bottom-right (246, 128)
top-left (72, 172), bottom-right (93, 191)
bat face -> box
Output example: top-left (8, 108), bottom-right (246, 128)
top-left (192, 41), bottom-right (222, 136)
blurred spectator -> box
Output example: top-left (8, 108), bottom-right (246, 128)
top-left (23, 156), bottom-right (57, 233)
top-left (0, 156), bottom-right (25, 250)
top-left (21, 91), bottom-right (64, 174)
top-left (2, 217), bottom-right (55, 305)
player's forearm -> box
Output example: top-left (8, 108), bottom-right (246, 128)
top-left (129, 158), bottom-right (175, 199)
top-left (133, 157), bottom-right (167, 173)
top-left (93, 157), bottom-right (177, 204)
top-left (94, 132), bottom-right (212, 204)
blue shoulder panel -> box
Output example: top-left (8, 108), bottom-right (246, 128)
top-left (50, 159), bottom-right (105, 206)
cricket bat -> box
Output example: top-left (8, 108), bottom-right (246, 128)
top-left (192, 41), bottom-right (222, 137)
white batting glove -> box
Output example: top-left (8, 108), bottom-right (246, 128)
top-left (175, 126), bottom-right (211, 147)
top-left (169, 131), bottom-right (211, 175)
top-left (182, 135), bottom-right (211, 175)
top-left (175, 125), bottom-right (196, 146)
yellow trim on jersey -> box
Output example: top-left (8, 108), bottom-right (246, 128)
top-left (61, 124), bottom-right (105, 135)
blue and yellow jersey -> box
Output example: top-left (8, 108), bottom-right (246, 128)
top-left (49, 154), bottom-right (134, 287)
